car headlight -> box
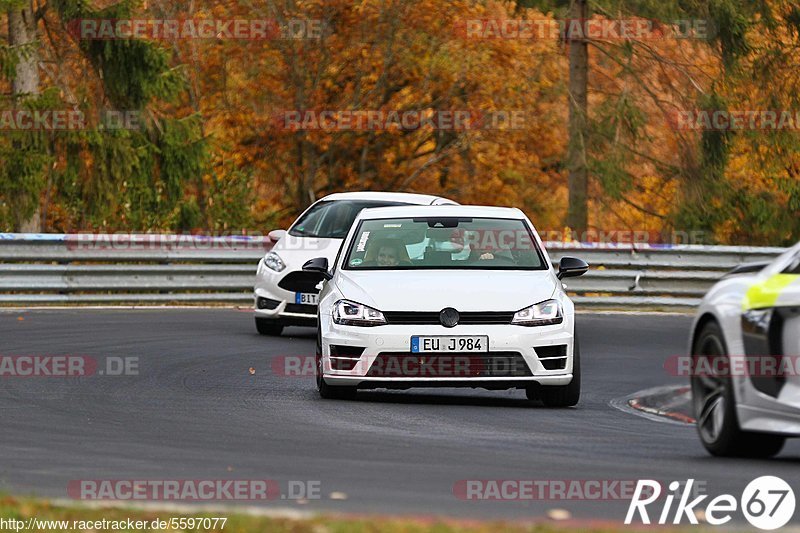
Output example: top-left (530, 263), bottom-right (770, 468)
top-left (333, 300), bottom-right (387, 327)
top-left (263, 251), bottom-right (286, 272)
top-left (512, 299), bottom-right (563, 326)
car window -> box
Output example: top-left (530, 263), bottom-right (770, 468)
top-left (343, 217), bottom-right (545, 270)
top-left (289, 200), bottom-right (408, 239)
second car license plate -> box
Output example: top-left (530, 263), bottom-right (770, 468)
top-left (411, 336), bottom-right (488, 353)
top-left (295, 292), bottom-right (318, 305)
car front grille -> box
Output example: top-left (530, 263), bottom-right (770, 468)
top-left (284, 303), bottom-right (316, 315)
top-left (329, 345), bottom-right (365, 371)
top-left (277, 271), bottom-right (325, 293)
top-left (382, 311), bottom-right (515, 325)
top-left (256, 297), bottom-right (280, 310)
top-left (366, 352), bottom-right (531, 378)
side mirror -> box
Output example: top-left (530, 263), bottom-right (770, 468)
top-left (302, 257), bottom-right (332, 280)
top-left (557, 256), bottom-right (589, 280)
top-left (268, 229), bottom-right (287, 242)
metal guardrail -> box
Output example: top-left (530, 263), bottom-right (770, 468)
top-left (0, 233), bottom-right (788, 309)
top-left (546, 244), bottom-right (785, 308)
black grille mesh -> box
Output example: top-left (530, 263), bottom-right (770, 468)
top-left (367, 352), bottom-right (531, 378)
top-left (383, 311), bottom-right (514, 325)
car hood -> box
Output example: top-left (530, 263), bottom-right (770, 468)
top-left (335, 269), bottom-right (558, 312)
top-left (272, 235), bottom-right (343, 268)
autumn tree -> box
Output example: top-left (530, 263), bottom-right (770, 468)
top-left (0, 0), bottom-right (207, 232)
top-left (180, 0), bottom-right (568, 230)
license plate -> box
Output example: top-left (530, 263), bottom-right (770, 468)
top-left (295, 292), bottom-right (318, 305)
top-left (411, 336), bottom-right (488, 353)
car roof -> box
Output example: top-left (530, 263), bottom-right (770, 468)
top-left (355, 205), bottom-right (527, 220)
top-left (318, 191), bottom-right (456, 205)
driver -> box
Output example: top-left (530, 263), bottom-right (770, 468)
top-left (465, 230), bottom-right (496, 261)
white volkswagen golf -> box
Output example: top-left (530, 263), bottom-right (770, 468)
top-left (254, 192), bottom-right (456, 335)
top-left (302, 205), bottom-right (589, 406)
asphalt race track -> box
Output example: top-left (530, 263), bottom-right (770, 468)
top-left (1, 309), bottom-right (798, 524)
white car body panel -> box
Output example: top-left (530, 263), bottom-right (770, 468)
top-left (690, 241), bottom-right (800, 435)
top-left (317, 205), bottom-right (578, 389)
top-left (254, 192), bottom-right (457, 326)
top-left (334, 270), bottom-right (558, 312)
top-left (255, 235), bottom-right (343, 322)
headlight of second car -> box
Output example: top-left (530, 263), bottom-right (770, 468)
top-left (263, 251), bottom-right (286, 272)
top-left (333, 300), bottom-right (387, 327)
top-left (512, 299), bottom-right (563, 326)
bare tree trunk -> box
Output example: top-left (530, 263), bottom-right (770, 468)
top-left (9, 0), bottom-right (42, 232)
top-left (182, 0), bottom-right (207, 224)
top-left (566, 0), bottom-right (589, 234)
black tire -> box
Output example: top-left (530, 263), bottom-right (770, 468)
top-left (691, 320), bottom-right (785, 458)
top-left (255, 317), bottom-right (283, 336)
top-left (315, 326), bottom-right (357, 400)
top-left (533, 338), bottom-right (581, 407)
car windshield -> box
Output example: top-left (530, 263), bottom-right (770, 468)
top-left (343, 217), bottom-right (546, 270)
top-left (289, 200), bottom-right (410, 239)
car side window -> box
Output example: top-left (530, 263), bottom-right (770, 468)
top-left (319, 202), bottom-right (358, 239)
top-left (290, 202), bottom-right (327, 237)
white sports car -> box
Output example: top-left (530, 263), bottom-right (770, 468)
top-left (302, 205), bottom-right (589, 406)
top-left (254, 191), bottom-right (456, 335)
top-left (689, 241), bottom-right (800, 457)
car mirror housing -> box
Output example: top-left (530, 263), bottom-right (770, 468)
top-left (268, 229), bottom-right (287, 242)
top-left (557, 256), bottom-right (589, 280)
top-left (303, 257), bottom-right (333, 280)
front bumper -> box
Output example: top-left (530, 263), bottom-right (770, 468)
top-left (320, 314), bottom-right (575, 389)
top-left (254, 295), bottom-right (316, 327)
top-left (254, 261), bottom-right (319, 327)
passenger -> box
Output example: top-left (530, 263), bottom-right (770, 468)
top-left (377, 244), bottom-right (400, 266)
top-left (364, 238), bottom-right (411, 267)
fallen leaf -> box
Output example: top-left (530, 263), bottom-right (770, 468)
top-left (547, 509), bottom-right (571, 521)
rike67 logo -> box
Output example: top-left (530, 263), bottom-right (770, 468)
top-left (626, 477), bottom-right (795, 530)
